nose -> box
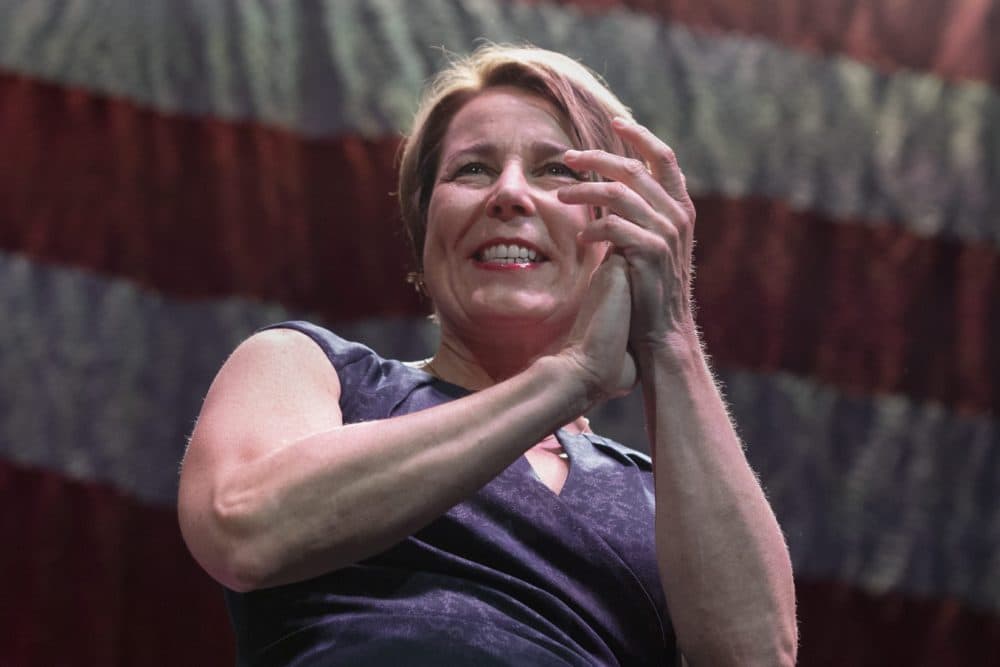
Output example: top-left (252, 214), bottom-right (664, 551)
top-left (486, 164), bottom-right (536, 221)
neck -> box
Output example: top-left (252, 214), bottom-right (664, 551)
top-left (427, 319), bottom-right (565, 390)
top-left (419, 327), bottom-right (591, 435)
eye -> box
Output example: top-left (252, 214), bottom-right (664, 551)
top-left (451, 162), bottom-right (490, 179)
top-left (539, 162), bottom-right (584, 180)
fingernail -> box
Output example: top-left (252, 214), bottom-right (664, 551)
top-left (612, 116), bottom-right (629, 128)
top-left (564, 149), bottom-right (581, 160)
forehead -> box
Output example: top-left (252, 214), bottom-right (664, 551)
top-left (441, 86), bottom-right (574, 153)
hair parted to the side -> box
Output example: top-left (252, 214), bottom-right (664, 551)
top-left (397, 43), bottom-right (640, 274)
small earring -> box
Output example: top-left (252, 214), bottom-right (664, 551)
top-left (406, 271), bottom-right (427, 296)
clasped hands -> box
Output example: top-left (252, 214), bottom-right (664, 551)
top-left (558, 117), bottom-right (698, 401)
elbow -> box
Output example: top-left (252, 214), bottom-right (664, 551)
top-left (179, 469), bottom-right (364, 591)
top-left (683, 643), bottom-right (796, 667)
top-left (734, 633), bottom-right (797, 667)
top-left (740, 602), bottom-right (799, 666)
top-left (178, 480), bottom-right (277, 593)
top-left (681, 611), bottom-right (798, 667)
top-left (749, 639), bottom-right (797, 667)
top-left (208, 495), bottom-right (359, 591)
top-left (210, 484), bottom-right (280, 592)
top-left (217, 547), bottom-right (270, 594)
top-left (773, 617), bottom-right (799, 667)
top-left (764, 575), bottom-right (799, 666)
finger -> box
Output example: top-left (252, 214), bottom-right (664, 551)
top-left (611, 117), bottom-right (690, 206)
top-left (563, 149), bottom-right (672, 211)
top-left (579, 214), bottom-right (670, 257)
top-left (558, 181), bottom-right (670, 231)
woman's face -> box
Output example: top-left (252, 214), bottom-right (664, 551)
top-left (423, 86), bottom-right (607, 338)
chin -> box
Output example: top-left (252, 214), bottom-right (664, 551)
top-left (467, 296), bottom-right (568, 328)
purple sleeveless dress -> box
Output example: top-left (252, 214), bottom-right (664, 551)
top-left (224, 321), bottom-right (677, 666)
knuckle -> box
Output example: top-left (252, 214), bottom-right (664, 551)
top-left (603, 213), bottom-right (624, 229)
top-left (586, 216), bottom-right (606, 233)
top-left (623, 158), bottom-right (647, 177)
top-left (668, 199), bottom-right (694, 224)
top-left (649, 234), bottom-right (670, 256)
top-left (605, 214), bottom-right (626, 232)
top-left (663, 222), bottom-right (680, 241)
top-left (606, 182), bottom-right (629, 201)
top-left (657, 146), bottom-right (677, 166)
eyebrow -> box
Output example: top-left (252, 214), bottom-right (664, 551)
top-left (442, 140), bottom-right (574, 166)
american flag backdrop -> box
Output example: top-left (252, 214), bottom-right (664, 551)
top-left (1, 1), bottom-right (998, 664)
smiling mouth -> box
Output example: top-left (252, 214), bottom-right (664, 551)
top-left (474, 242), bottom-right (549, 265)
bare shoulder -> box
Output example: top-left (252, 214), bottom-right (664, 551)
top-left (184, 327), bottom-right (344, 473)
top-left (213, 328), bottom-right (342, 401)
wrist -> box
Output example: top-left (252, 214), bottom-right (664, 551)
top-left (634, 328), bottom-right (704, 376)
top-left (534, 352), bottom-right (607, 411)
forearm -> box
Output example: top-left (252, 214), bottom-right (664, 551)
top-left (210, 355), bottom-right (591, 591)
top-left (640, 340), bottom-right (797, 666)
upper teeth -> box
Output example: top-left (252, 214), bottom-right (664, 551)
top-left (480, 244), bottom-right (540, 262)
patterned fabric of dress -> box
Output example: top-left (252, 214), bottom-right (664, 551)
top-left (224, 320), bottom-right (676, 666)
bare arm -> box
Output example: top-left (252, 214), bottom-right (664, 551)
top-left (640, 340), bottom-right (797, 666)
top-left (179, 331), bottom-right (589, 591)
top-left (561, 119), bottom-right (797, 665)
top-left (178, 260), bottom-right (634, 593)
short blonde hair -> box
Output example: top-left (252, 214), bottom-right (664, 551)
top-left (397, 43), bottom-right (638, 271)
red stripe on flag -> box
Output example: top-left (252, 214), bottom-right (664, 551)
top-left (796, 578), bottom-right (1000, 666)
top-left (3, 72), bottom-right (997, 413)
top-left (522, 0), bottom-right (1000, 87)
top-left (0, 71), bottom-right (420, 321)
top-left (1, 461), bottom-right (233, 666)
top-left (696, 196), bottom-right (1000, 415)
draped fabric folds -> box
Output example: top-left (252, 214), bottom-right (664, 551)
top-left (1, 1), bottom-right (997, 664)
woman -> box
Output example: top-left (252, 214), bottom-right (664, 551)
top-left (178, 45), bottom-right (797, 666)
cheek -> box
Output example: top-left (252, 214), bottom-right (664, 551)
top-left (425, 187), bottom-right (469, 246)
top-left (423, 199), bottom-right (451, 260)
